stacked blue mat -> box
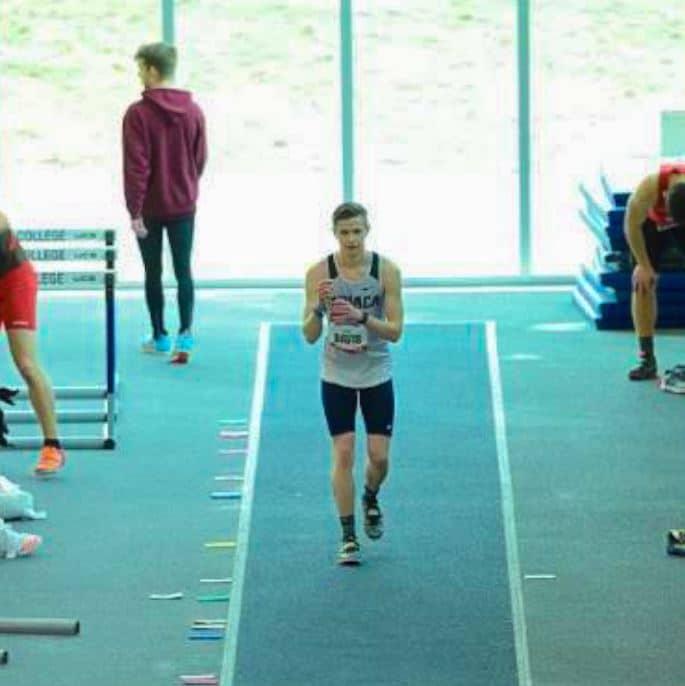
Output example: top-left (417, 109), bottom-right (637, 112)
top-left (573, 172), bottom-right (685, 329)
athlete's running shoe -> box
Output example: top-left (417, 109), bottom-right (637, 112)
top-left (174, 331), bottom-right (194, 353)
top-left (661, 365), bottom-right (685, 394)
top-left (363, 497), bottom-right (384, 540)
top-left (337, 537), bottom-right (361, 565)
top-left (33, 446), bottom-right (66, 477)
top-left (628, 354), bottom-right (657, 381)
top-left (2, 527), bottom-right (42, 559)
top-left (17, 533), bottom-right (42, 557)
top-left (170, 332), bottom-right (193, 364)
top-left (667, 529), bottom-right (685, 556)
top-left (142, 333), bottom-right (171, 354)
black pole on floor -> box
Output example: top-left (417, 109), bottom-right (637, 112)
top-left (0, 618), bottom-right (80, 636)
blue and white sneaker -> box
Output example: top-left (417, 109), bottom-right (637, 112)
top-left (363, 498), bottom-right (384, 540)
top-left (174, 331), bottom-right (194, 354)
top-left (141, 333), bottom-right (171, 354)
top-left (661, 365), bottom-right (685, 394)
top-left (337, 537), bottom-right (361, 566)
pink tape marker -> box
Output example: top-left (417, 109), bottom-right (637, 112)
top-left (219, 430), bottom-right (249, 440)
top-left (179, 676), bottom-right (219, 685)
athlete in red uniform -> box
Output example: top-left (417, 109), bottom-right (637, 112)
top-left (0, 211), bottom-right (65, 474)
top-left (624, 164), bottom-right (685, 387)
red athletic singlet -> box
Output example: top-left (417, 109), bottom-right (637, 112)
top-left (0, 229), bottom-right (27, 278)
top-left (647, 163), bottom-right (685, 226)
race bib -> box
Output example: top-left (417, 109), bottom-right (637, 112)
top-left (327, 323), bottom-right (368, 353)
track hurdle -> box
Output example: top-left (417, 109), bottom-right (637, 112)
top-left (3, 229), bottom-right (117, 449)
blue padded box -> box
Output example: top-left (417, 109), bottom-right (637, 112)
top-left (573, 286), bottom-right (685, 330)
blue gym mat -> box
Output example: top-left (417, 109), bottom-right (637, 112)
top-left (224, 323), bottom-right (521, 686)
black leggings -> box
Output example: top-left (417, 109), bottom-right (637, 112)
top-left (137, 215), bottom-right (195, 337)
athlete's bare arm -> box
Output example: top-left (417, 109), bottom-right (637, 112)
top-left (367, 259), bottom-right (403, 343)
top-left (624, 173), bottom-right (658, 268)
top-left (302, 260), bottom-right (327, 344)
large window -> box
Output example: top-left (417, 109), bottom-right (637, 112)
top-left (0, 1), bottom-right (160, 282)
top-left (9, 2), bottom-right (677, 281)
top-left (532, 1), bottom-right (685, 274)
top-left (354, 2), bottom-right (518, 278)
top-left (179, 0), bottom-right (339, 280)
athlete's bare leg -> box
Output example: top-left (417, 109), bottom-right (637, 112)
top-left (331, 432), bottom-right (355, 517)
top-left (631, 284), bottom-right (657, 337)
top-left (6, 329), bottom-right (58, 439)
top-left (365, 434), bottom-right (390, 491)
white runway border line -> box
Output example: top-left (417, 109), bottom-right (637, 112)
top-left (220, 322), bottom-right (271, 686)
top-left (486, 320), bottom-right (533, 686)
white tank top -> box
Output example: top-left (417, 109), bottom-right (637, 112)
top-left (320, 252), bottom-right (392, 389)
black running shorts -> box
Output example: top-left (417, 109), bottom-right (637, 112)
top-left (320, 379), bottom-right (394, 437)
top-left (641, 218), bottom-right (685, 270)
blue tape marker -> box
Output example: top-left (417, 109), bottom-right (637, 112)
top-left (188, 632), bottom-right (224, 641)
top-left (210, 491), bottom-right (242, 500)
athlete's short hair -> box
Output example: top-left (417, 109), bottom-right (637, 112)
top-left (667, 182), bottom-right (685, 228)
top-left (332, 202), bottom-right (369, 228)
top-left (135, 42), bottom-right (177, 80)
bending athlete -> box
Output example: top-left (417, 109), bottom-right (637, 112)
top-left (625, 162), bottom-right (685, 389)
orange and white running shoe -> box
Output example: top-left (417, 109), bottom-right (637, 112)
top-left (2, 528), bottom-right (42, 559)
top-left (34, 445), bottom-right (66, 477)
top-left (16, 533), bottom-right (42, 557)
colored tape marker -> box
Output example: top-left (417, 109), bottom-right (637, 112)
top-left (210, 492), bottom-right (242, 500)
top-left (219, 430), bottom-right (249, 440)
top-left (214, 475), bottom-right (244, 481)
top-left (523, 574), bottom-right (557, 580)
top-left (199, 578), bottom-right (232, 584)
top-left (190, 624), bottom-right (226, 634)
top-left (219, 448), bottom-right (248, 455)
top-left (188, 633), bottom-right (224, 641)
top-left (197, 594), bottom-right (230, 603)
top-left (179, 675), bottom-right (219, 685)
top-left (191, 624), bottom-right (226, 636)
top-left (204, 541), bottom-right (237, 549)
top-left (149, 592), bottom-right (184, 600)
top-left (219, 419), bottom-right (248, 426)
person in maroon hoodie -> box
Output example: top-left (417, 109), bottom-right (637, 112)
top-left (122, 42), bottom-right (207, 363)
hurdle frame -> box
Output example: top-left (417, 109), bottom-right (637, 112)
top-left (4, 229), bottom-right (117, 450)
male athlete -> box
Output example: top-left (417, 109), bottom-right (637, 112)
top-left (123, 42), bottom-right (207, 362)
top-left (625, 162), bottom-right (685, 391)
top-left (303, 202), bottom-right (403, 564)
top-left (0, 211), bottom-right (66, 475)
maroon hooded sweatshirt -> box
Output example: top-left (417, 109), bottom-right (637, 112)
top-left (122, 88), bottom-right (207, 221)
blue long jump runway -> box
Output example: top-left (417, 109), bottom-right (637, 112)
top-left (223, 322), bottom-right (526, 686)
